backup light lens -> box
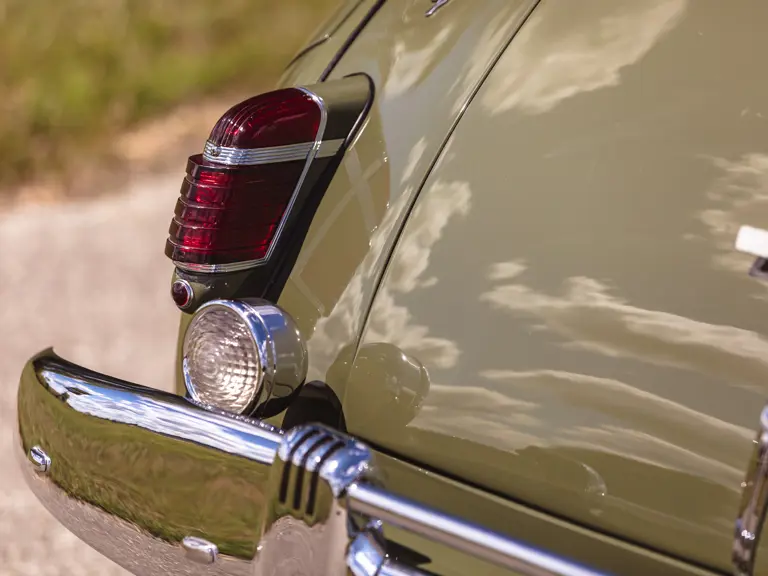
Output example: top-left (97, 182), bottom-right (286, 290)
top-left (182, 299), bottom-right (309, 416)
top-left (183, 305), bottom-right (262, 414)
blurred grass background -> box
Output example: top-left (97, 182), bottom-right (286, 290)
top-left (0, 0), bottom-right (339, 197)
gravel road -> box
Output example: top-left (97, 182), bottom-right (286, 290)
top-left (0, 174), bottom-right (182, 575)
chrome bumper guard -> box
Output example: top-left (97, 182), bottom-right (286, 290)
top-left (17, 350), bottom-right (607, 576)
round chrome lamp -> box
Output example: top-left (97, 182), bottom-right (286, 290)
top-left (182, 299), bottom-right (308, 417)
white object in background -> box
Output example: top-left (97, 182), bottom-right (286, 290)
top-left (736, 226), bottom-right (768, 259)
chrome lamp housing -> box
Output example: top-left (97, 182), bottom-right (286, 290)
top-left (182, 298), bottom-right (308, 417)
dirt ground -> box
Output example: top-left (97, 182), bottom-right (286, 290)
top-left (0, 173), bottom-right (182, 575)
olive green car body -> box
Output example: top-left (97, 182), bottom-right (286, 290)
top-left (272, 0), bottom-right (768, 572)
top-left (19, 0), bottom-right (768, 574)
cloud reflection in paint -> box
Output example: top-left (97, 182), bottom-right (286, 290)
top-left (410, 368), bottom-right (749, 491)
top-left (364, 180), bottom-right (471, 369)
top-left (480, 265), bottom-right (768, 392)
top-left (698, 153), bottom-right (768, 276)
top-left (306, 129), bottom-right (471, 380)
top-left (384, 27), bottom-right (454, 98)
top-left (479, 0), bottom-right (687, 115)
top-left (303, 143), bottom-right (425, 383)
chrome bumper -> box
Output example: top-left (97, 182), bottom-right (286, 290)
top-left (17, 350), bottom-right (607, 576)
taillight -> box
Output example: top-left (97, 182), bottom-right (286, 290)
top-left (165, 87), bottom-right (341, 273)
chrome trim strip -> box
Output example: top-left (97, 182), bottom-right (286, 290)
top-left (733, 404), bottom-right (768, 576)
top-left (174, 87), bottom-right (332, 274)
top-left (346, 532), bottom-right (425, 576)
top-left (379, 560), bottom-right (426, 576)
top-left (347, 483), bottom-right (606, 576)
top-left (201, 139), bottom-right (343, 166)
top-left (203, 140), bottom-right (313, 165)
top-left (272, 424), bottom-right (609, 576)
top-left (284, 0), bottom-right (365, 70)
top-left (347, 531), bottom-right (388, 576)
top-left (320, 0), bottom-right (386, 82)
top-left (286, 35), bottom-right (330, 69)
top-left (736, 225), bottom-right (768, 259)
top-left (260, 86), bottom-right (327, 265)
top-left (317, 138), bottom-right (344, 157)
top-left (173, 254), bottom-right (275, 274)
top-left (181, 536), bottom-right (219, 564)
top-left (426, 0), bottom-right (452, 17)
top-left (28, 445), bottom-right (51, 473)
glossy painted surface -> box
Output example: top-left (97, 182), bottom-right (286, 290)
top-left (279, 0), bottom-right (375, 88)
top-left (284, 0), bottom-right (366, 72)
top-left (733, 404), bottom-right (768, 576)
top-left (276, 0), bottom-right (537, 405)
top-left (342, 0), bottom-right (768, 572)
top-left (377, 454), bottom-right (716, 576)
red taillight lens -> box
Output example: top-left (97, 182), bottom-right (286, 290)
top-left (207, 88), bottom-right (320, 150)
top-left (166, 88), bottom-right (323, 272)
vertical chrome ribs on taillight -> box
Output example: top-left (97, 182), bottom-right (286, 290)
top-left (165, 75), bottom-right (372, 279)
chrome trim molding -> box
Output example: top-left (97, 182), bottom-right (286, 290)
top-left (263, 424), bottom-right (607, 576)
top-left (202, 139), bottom-right (343, 166)
top-left (284, 0), bottom-right (365, 70)
top-left (286, 36), bottom-right (330, 69)
top-left (317, 138), bottom-right (344, 157)
top-left (263, 87), bottom-right (328, 264)
top-left (28, 445), bottom-right (51, 474)
top-left (347, 531), bottom-right (388, 576)
top-left (174, 255), bottom-right (276, 275)
top-left (426, 0), bottom-right (452, 17)
top-left (347, 484), bottom-right (604, 576)
top-left (736, 225), bottom-right (768, 259)
top-left (17, 352), bottom-right (612, 576)
top-left (203, 140), bottom-right (313, 165)
top-left (182, 536), bottom-right (219, 565)
top-left (733, 404), bottom-right (768, 576)
top-left (174, 87), bottom-right (334, 275)
top-left (182, 298), bottom-right (308, 417)
top-left (379, 560), bottom-right (426, 576)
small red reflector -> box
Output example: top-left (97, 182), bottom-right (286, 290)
top-left (171, 279), bottom-right (193, 309)
top-left (165, 88), bottom-right (323, 272)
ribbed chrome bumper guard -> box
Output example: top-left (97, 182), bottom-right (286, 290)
top-left (16, 350), bottom-right (608, 576)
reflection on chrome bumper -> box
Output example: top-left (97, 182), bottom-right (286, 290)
top-left (16, 350), bottom-right (280, 576)
top-left (16, 350), bottom-right (608, 576)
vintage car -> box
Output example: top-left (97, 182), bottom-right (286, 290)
top-left (15, 0), bottom-right (768, 574)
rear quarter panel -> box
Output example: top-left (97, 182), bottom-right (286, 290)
top-left (342, 0), bottom-right (768, 572)
top-left (275, 0), bottom-right (538, 401)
